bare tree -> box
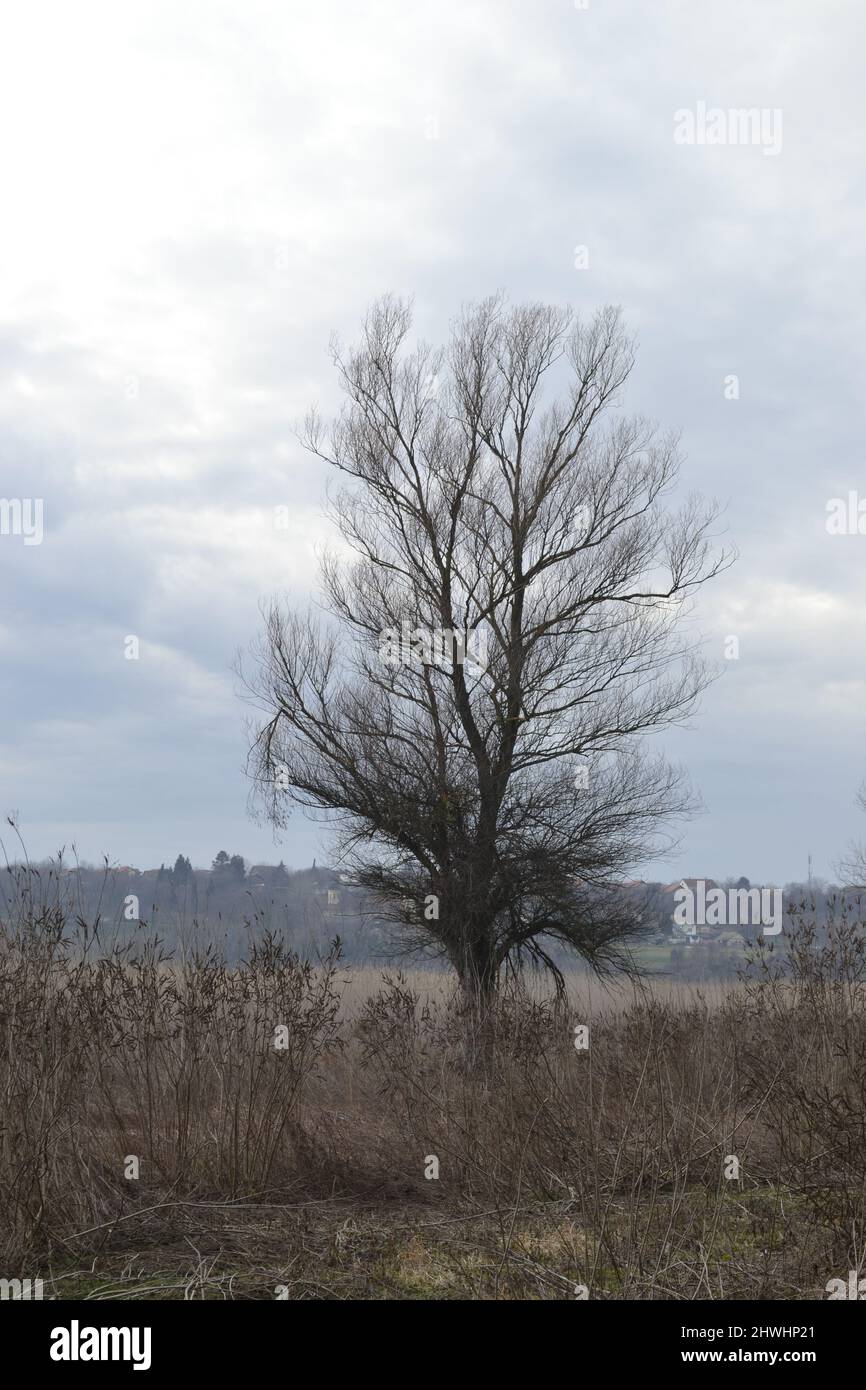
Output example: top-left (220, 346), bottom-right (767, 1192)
top-left (836, 783), bottom-right (866, 887)
top-left (240, 295), bottom-right (732, 1002)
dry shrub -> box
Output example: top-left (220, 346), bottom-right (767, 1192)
top-left (4, 866), bottom-right (866, 1298)
top-left (0, 863), bottom-right (342, 1263)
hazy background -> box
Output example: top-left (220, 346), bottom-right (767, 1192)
top-left (1, 0), bottom-right (864, 881)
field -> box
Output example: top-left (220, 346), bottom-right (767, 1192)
top-left (3, 894), bottom-right (866, 1302)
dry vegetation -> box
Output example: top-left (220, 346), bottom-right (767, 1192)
top-left (3, 865), bottom-right (866, 1300)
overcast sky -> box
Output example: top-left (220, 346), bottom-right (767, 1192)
top-left (1, 0), bottom-right (864, 882)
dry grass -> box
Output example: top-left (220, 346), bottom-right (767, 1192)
top-left (3, 867), bottom-right (866, 1300)
top-left (333, 965), bottom-right (737, 1019)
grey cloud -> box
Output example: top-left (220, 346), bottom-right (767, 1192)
top-left (2, 0), bottom-right (865, 879)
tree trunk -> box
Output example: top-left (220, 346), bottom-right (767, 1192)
top-left (454, 931), bottom-right (498, 1010)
